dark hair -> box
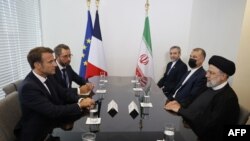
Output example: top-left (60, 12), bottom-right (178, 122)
top-left (170, 46), bottom-right (181, 54)
top-left (54, 44), bottom-right (70, 57)
top-left (27, 47), bottom-right (53, 69)
top-left (193, 48), bottom-right (206, 59)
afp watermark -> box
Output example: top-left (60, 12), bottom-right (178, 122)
top-left (224, 125), bottom-right (250, 141)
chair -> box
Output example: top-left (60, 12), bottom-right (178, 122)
top-left (2, 79), bottom-right (23, 96)
top-left (0, 91), bottom-right (21, 141)
top-left (12, 79), bottom-right (23, 91)
top-left (237, 105), bottom-right (250, 125)
top-left (2, 84), bottom-right (15, 96)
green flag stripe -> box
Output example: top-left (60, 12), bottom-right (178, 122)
top-left (143, 16), bottom-right (152, 55)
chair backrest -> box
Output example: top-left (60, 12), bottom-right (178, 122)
top-left (13, 79), bottom-right (23, 91)
top-left (0, 91), bottom-right (21, 141)
top-left (2, 79), bottom-right (23, 96)
top-left (237, 105), bottom-right (250, 125)
top-left (2, 83), bottom-right (16, 96)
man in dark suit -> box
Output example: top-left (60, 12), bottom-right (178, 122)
top-left (53, 44), bottom-right (92, 89)
top-left (168, 48), bottom-right (207, 107)
top-left (158, 46), bottom-right (187, 95)
top-left (165, 55), bottom-right (240, 141)
top-left (15, 47), bottom-right (95, 141)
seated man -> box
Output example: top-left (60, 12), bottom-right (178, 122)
top-left (168, 48), bottom-right (207, 107)
top-left (15, 47), bottom-right (95, 141)
top-left (158, 46), bottom-right (187, 95)
top-left (165, 55), bottom-right (240, 141)
top-left (53, 44), bottom-right (93, 89)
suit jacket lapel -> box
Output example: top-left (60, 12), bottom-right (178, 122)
top-left (29, 72), bottom-right (53, 98)
top-left (29, 72), bottom-right (60, 103)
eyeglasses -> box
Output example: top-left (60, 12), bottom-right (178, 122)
top-left (60, 54), bottom-right (73, 58)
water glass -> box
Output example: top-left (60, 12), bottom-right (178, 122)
top-left (135, 82), bottom-right (141, 88)
top-left (100, 72), bottom-right (106, 81)
top-left (164, 123), bottom-right (175, 141)
top-left (82, 132), bottom-right (96, 141)
top-left (99, 82), bottom-right (105, 90)
top-left (143, 95), bottom-right (150, 103)
top-left (89, 105), bottom-right (98, 122)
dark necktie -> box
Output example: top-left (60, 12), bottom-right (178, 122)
top-left (44, 79), bottom-right (55, 96)
top-left (44, 79), bottom-right (61, 103)
top-left (62, 68), bottom-right (68, 88)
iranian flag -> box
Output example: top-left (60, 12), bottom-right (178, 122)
top-left (86, 10), bottom-right (107, 78)
top-left (136, 16), bottom-right (154, 79)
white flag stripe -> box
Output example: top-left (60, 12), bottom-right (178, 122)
top-left (137, 39), bottom-right (154, 78)
top-left (88, 36), bottom-right (106, 70)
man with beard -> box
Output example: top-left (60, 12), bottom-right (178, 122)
top-left (53, 44), bottom-right (93, 91)
top-left (167, 48), bottom-right (207, 107)
top-left (158, 46), bottom-right (187, 96)
top-left (165, 55), bottom-right (240, 141)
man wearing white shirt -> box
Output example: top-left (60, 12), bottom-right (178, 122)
top-left (158, 46), bottom-right (187, 96)
top-left (168, 48), bottom-right (207, 107)
top-left (53, 44), bottom-right (94, 95)
top-left (15, 47), bottom-right (95, 141)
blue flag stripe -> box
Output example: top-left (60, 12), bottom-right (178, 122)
top-left (93, 11), bottom-right (102, 41)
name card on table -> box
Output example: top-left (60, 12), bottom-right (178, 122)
top-left (128, 101), bottom-right (139, 119)
top-left (140, 102), bottom-right (153, 107)
top-left (133, 87), bottom-right (143, 91)
top-left (96, 89), bottom-right (107, 93)
top-left (107, 100), bottom-right (118, 117)
top-left (131, 80), bottom-right (139, 83)
top-left (86, 118), bottom-right (101, 124)
top-left (100, 79), bottom-right (108, 83)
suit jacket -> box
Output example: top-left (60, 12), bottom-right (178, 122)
top-left (178, 84), bottom-right (240, 141)
top-left (170, 66), bottom-right (207, 107)
top-left (158, 59), bottom-right (187, 94)
top-left (15, 72), bottom-right (84, 141)
top-left (54, 65), bottom-right (86, 88)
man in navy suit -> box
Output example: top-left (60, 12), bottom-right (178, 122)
top-left (53, 44), bottom-right (93, 89)
top-left (158, 46), bottom-right (187, 95)
top-left (15, 47), bottom-right (95, 141)
top-left (168, 48), bottom-right (207, 107)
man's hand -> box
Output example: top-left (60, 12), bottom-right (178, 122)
top-left (78, 97), bottom-right (95, 109)
top-left (164, 100), bottom-right (181, 113)
top-left (79, 83), bottom-right (94, 94)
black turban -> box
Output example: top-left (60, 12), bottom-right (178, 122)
top-left (208, 55), bottom-right (236, 76)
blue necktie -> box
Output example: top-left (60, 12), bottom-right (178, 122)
top-left (62, 68), bottom-right (68, 88)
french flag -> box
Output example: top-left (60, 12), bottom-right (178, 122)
top-left (86, 10), bottom-right (107, 78)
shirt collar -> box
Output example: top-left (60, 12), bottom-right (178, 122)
top-left (56, 60), bottom-right (65, 70)
top-left (32, 70), bottom-right (47, 83)
top-left (190, 66), bottom-right (201, 73)
top-left (212, 81), bottom-right (228, 90)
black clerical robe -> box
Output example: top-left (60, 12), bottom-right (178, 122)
top-left (178, 84), bottom-right (240, 141)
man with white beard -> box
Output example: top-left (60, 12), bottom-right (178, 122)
top-left (165, 55), bottom-right (240, 141)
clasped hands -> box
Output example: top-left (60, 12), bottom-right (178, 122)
top-left (79, 83), bottom-right (94, 94)
top-left (164, 100), bottom-right (181, 113)
top-left (78, 97), bottom-right (95, 109)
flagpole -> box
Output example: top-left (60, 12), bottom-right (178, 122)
top-left (145, 0), bottom-right (149, 16)
top-left (96, 0), bottom-right (100, 10)
top-left (87, 0), bottom-right (91, 9)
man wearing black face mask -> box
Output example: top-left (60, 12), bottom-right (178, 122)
top-left (166, 48), bottom-right (207, 108)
